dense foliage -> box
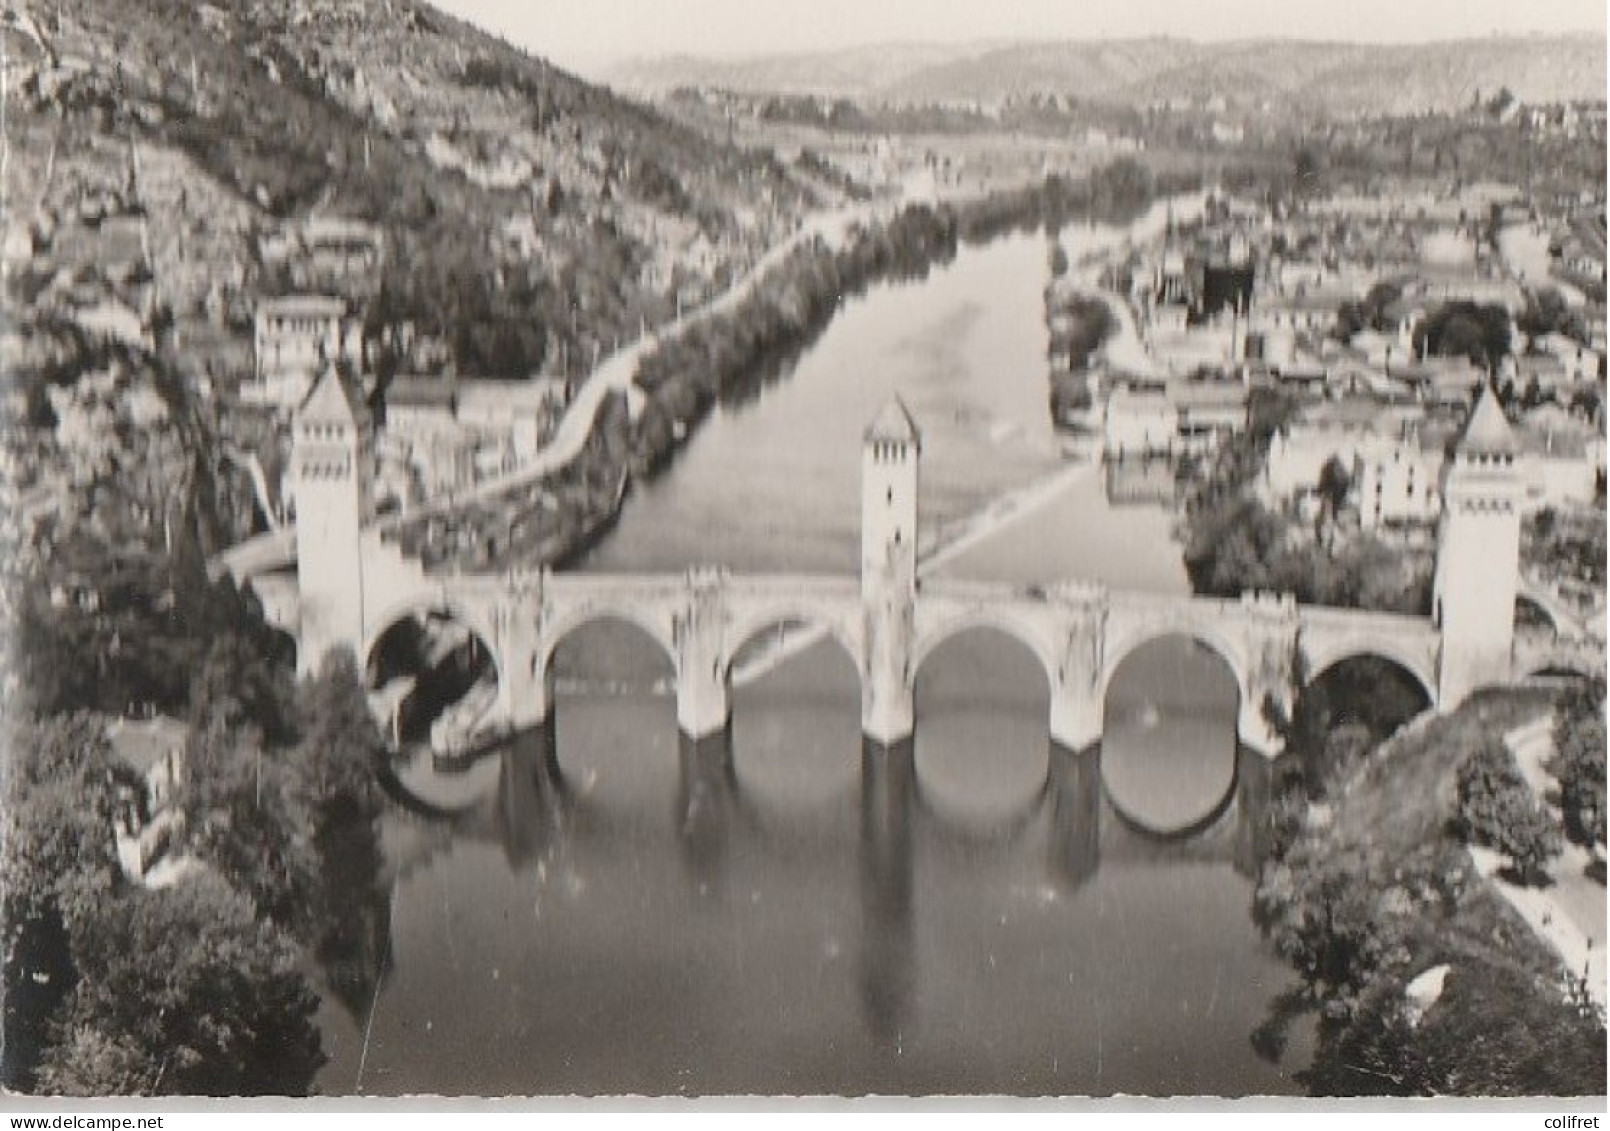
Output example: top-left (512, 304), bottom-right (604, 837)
top-left (3, 532), bottom-right (390, 1095)
top-left (1179, 398), bottom-right (1434, 615)
top-left (1549, 678), bottom-right (1607, 848)
top-left (629, 204), bottom-right (959, 473)
top-left (1453, 740), bottom-right (1563, 885)
top-left (1412, 301), bottom-right (1513, 370)
top-left (1250, 692), bottom-right (1604, 1096)
top-left (1523, 507), bottom-right (1608, 590)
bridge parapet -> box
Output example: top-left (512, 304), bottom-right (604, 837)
top-left (920, 576), bottom-right (1039, 603)
top-left (1045, 579), bottom-right (1108, 610)
top-left (1239, 590), bottom-right (1299, 620)
top-left (685, 565), bottom-right (731, 593)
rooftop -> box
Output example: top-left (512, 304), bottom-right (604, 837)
top-left (1455, 380), bottom-right (1520, 458)
top-left (258, 294), bottom-right (346, 318)
top-left (386, 375), bottom-right (458, 409)
top-left (298, 366), bottom-right (367, 427)
top-left (106, 715), bottom-right (187, 778)
top-left (865, 395), bottom-right (921, 448)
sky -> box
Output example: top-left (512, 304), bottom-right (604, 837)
top-left (435, 0), bottom-right (1607, 74)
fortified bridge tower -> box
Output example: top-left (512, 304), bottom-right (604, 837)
top-left (287, 385), bottom-right (1527, 761)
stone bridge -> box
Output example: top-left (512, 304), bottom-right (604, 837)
top-left (246, 386), bottom-right (1589, 766)
top-left (351, 564), bottom-right (1443, 759)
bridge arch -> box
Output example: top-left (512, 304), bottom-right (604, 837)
top-left (1515, 592), bottom-right (1567, 636)
top-left (721, 604), bottom-right (863, 685)
top-left (1516, 654), bottom-right (1604, 682)
top-left (361, 593), bottom-right (504, 684)
top-left (1299, 639), bottom-right (1438, 706)
top-left (1099, 629), bottom-right (1244, 836)
top-left (535, 602), bottom-right (680, 681)
top-left (911, 609), bottom-right (1060, 693)
top-left (912, 621), bottom-right (1055, 828)
top-left (1097, 622), bottom-right (1251, 708)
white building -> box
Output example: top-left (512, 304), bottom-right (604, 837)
top-left (250, 295), bottom-right (362, 411)
top-left (1104, 387), bottom-right (1177, 458)
top-left (1356, 430), bottom-right (1446, 530)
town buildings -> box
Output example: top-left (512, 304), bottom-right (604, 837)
top-left (247, 295), bottom-right (364, 411)
top-left (105, 715), bottom-right (190, 886)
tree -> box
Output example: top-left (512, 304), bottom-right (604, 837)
top-left (1302, 959), bottom-right (1606, 1097)
top-left (1317, 455), bottom-right (1353, 518)
top-left (1455, 740), bottom-right (1562, 885)
top-left (1518, 288), bottom-right (1589, 345)
top-left (294, 650), bottom-right (386, 820)
top-left (179, 713), bottom-right (316, 931)
top-left (1550, 678), bottom-right (1607, 847)
top-left (1254, 848), bottom-right (1404, 1002)
top-left (1, 715), bottom-right (130, 1091)
top-left (188, 632), bottom-right (297, 746)
top-left (1487, 791), bottom-right (1566, 885)
top-left (1413, 302), bottom-right (1512, 370)
top-left (38, 874), bottom-right (324, 1096)
top-left (1048, 240), bottom-right (1068, 278)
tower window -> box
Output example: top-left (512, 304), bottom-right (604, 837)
top-left (887, 487), bottom-right (893, 504)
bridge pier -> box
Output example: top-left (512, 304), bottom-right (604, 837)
top-left (1235, 594), bottom-right (1300, 760)
top-left (1232, 745), bottom-right (1282, 878)
top-left (495, 653), bottom-right (553, 731)
top-left (490, 581), bottom-right (551, 731)
top-left (862, 679), bottom-right (914, 749)
top-left (1049, 680), bottom-right (1103, 755)
top-left (675, 663), bottom-right (730, 740)
top-left (674, 569), bottom-right (732, 741)
top-left (1235, 696), bottom-right (1286, 761)
top-left (861, 587), bottom-right (915, 748)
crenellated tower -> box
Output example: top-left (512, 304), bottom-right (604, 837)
top-left (861, 396), bottom-right (921, 745)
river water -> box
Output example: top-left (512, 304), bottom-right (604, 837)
top-left (316, 201), bottom-right (1306, 1097)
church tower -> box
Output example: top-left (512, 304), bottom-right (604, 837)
top-left (862, 397), bottom-right (920, 746)
top-left (292, 365), bottom-right (372, 676)
top-left (1434, 380), bottom-right (1524, 707)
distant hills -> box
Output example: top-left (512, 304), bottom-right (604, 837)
top-left (603, 35), bottom-right (1607, 115)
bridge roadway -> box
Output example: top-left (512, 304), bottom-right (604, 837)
top-left (353, 561), bottom-right (1444, 760)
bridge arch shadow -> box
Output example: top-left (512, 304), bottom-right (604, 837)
top-left (1100, 634), bottom-right (1241, 837)
top-left (912, 625), bottom-right (1053, 834)
top-left (726, 616), bottom-right (864, 813)
top-left (1300, 641), bottom-right (1442, 712)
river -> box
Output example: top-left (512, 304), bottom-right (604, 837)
top-left (315, 200), bottom-right (1308, 1097)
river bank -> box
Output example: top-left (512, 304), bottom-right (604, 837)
top-left (387, 163), bottom-right (1198, 574)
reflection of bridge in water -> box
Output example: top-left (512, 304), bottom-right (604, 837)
top-left (380, 727), bottom-right (1281, 1042)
